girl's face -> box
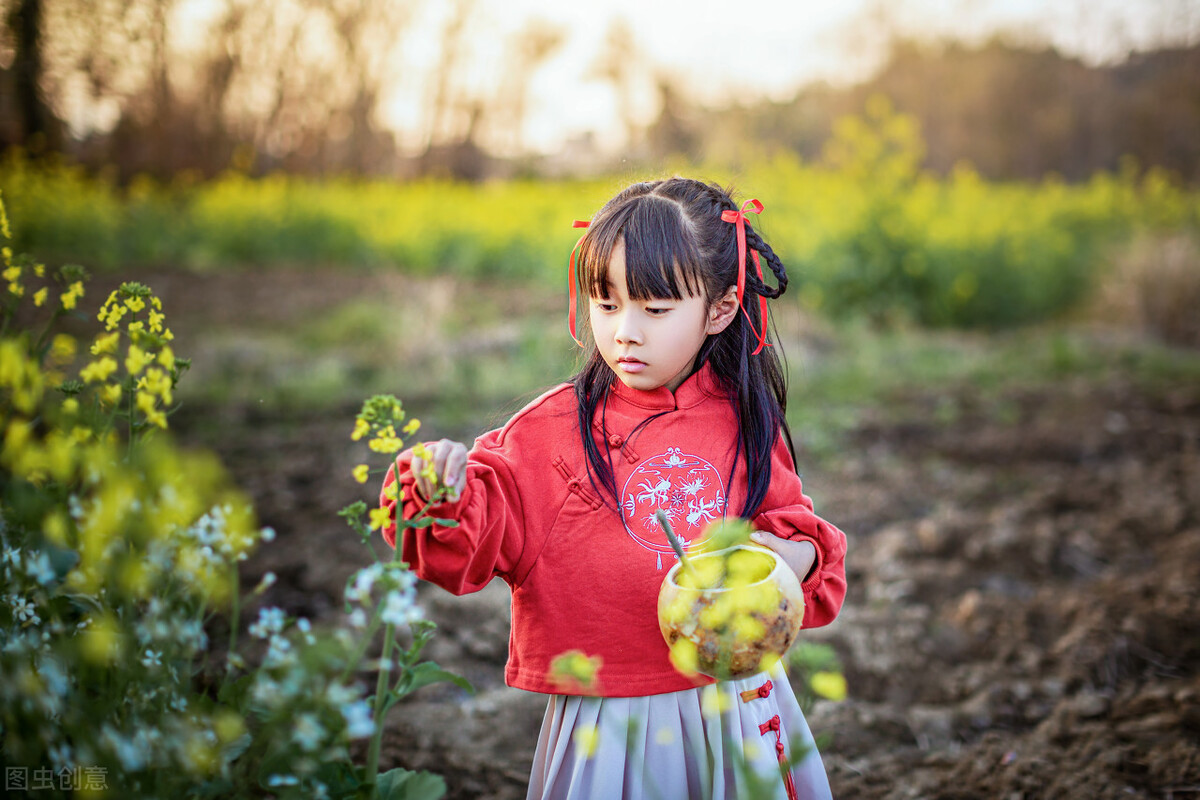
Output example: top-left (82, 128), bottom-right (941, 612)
top-left (589, 241), bottom-right (737, 393)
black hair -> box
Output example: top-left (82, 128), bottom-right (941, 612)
top-left (570, 177), bottom-right (793, 519)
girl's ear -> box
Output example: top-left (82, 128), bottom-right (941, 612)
top-left (706, 285), bottom-right (740, 335)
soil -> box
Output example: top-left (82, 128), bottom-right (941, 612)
top-left (141, 268), bottom-right (1200, 800)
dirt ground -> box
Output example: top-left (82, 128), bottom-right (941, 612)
top-left (148, 269), bottom-right (1200, 800)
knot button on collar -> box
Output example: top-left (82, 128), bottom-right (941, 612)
top-left (607, 434), bottom-right (624, 448)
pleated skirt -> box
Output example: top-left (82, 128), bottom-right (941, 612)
top-left (527, 662), bottom-right (833, 800)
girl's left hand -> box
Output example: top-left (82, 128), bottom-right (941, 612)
top-left (750, 532), bottom-right (817, 583)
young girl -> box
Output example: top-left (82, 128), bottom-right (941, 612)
top-left (380, 178), bottom-right (847, 799)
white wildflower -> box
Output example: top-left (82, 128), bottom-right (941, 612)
top-left (28, 551), bottom-right (55, 585)
top-left (380, 589), bottom-right (423, 626)
top-left (341, 700), bottom-right (374, 739)
top-left (347, 563), bottom-right (383, 604)
top-left (248, 606), bottom-right (286, 639)
top-left (8, 594), bottom-right (40, 625)
top-left (293, 713), bottom-right (326, 752)
top-left (264, 635), bottom-right (293, 668)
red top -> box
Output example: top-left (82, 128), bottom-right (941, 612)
top-left (380, 364), bottom-right (848, 697)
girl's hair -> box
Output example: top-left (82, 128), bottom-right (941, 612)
top-left (571, 177), bottom-right (793, 519)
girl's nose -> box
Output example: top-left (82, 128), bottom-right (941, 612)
top-left (615, 313), bottom-right (643, 345)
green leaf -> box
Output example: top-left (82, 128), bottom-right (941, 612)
top-left (375, 767), bottom-right (446, 800)
top-left (392, 661), bottom-right (473, 701)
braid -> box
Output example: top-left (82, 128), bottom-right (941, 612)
top-left (743, 226), bottom-right (789, 299)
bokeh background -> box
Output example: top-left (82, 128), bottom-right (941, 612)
top-left (2, 1), bottom-right (1199, 798)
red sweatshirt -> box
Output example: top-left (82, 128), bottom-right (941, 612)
top-left (380, 364), bottom-right (847, 697)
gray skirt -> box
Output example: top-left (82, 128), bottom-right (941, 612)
top-left (527, 662), bottom-right (833, 800)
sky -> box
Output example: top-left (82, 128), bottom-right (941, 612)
top-left (374, 0), bottom-right (1197, 155)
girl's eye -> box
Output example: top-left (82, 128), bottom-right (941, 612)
top-left (593, 301), bottom-right (616, 312)
top-left (645, 306), bottom-right (671, 315)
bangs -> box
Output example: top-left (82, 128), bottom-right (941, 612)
top-left (579, 195), bottom-right (705, 301)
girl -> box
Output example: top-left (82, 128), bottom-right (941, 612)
top-left (380, 178), bottom-right (847, 799)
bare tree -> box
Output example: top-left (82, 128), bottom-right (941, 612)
top-left (490, 18), bottom-right (563, 155)
top-left (4, 0), bottom-right (62, 150)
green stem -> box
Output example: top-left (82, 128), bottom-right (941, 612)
top-left (364, 624), bottom-right (395, 791)
top-left (226, 561), bottom-right (240, 674)
top-left (363, 526), bottom-right (408, 791)
top-left (338, 604), bottom-right (385, 685)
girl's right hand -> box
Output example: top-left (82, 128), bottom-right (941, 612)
top-left (411, 438), bottom-right (469, 502)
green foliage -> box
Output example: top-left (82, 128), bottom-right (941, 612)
top-left (4, 120), bottom-right (1197, 329)
top-left (0, 195), bottom-right (460, 798)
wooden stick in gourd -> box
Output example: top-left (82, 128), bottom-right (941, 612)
top-left (655, 509), bottom-right (699, 584)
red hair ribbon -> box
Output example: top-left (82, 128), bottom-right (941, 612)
top-left (720, 199), bottom-right (771, 355)
top-left (567, 219), bottom-right (590, 346)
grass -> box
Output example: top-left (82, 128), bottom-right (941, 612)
top-left (170, 274), bottom-right (1200, 463)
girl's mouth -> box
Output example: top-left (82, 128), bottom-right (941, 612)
top-left (617, 357), bottom-right (646, 373)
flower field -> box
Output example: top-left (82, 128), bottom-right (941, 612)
top-left (3, 105), bottom-right (1197, 330)
top-left (2, 102), bottom-right (1199, 799)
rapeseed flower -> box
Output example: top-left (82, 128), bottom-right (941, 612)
top-left (61, 281), bottom-right (84, 310)
top-left (810, 671), bottom-right (848, 702)
top-left (368, 507), bottom-right (391, 531)
top-left (573, 724), bottom-right (600, 759)
top-left (548, 649), bottom-right (602, 691)
top-left (125, 344), bottom-right (152, 375)
top-left (80, 357), bottom-right (117, 383)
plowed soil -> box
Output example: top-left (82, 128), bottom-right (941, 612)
top-left (151, 269), bottom-right (1200, 800)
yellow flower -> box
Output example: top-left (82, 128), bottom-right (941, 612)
top-left (61, 282), bottom-right (84, 310)
top-left (548, 650), bottom-right (603, 691)
top-left (91, 331), bottom-right (120, 355)
top-left (352, 464), bottom-right (370, 484)
top-left (701, 684), bottom-right (731, 715)
top-left (731, 614), bottom-right (765, 643)
top-left (33, 263), bottom-right (44, 278)
top-left (369, 424), bottom-right (403, 453)
top-left (126, 344), bottom-right (153, 375)
top-left (402, 419), bottom-right (421, 435)
top-left (80, 357), bottom-right (118, 383)
top-left (157, 345), bottom-right (174, 368)
top-left (33, 287), bottom-right (47, 307)
top-left (668, 638), bottom-right (699, 676)
top-left (351, 418), bottom-right (370, 441)
top-left (368, 506), bottom-right (392, 531)
top-left (8, 281), bottom-right (23, 297)
top-left (810, 671), bottom-right (848, 702)
top-left (100, 302), bottom-right (126, 329)
top-left (125, 296), bottom-right (146, 313)
top-left (138, 367), bottom-right (173, 404)
top-left (2, 265), bottom-right (19, 281)
top-left (137, 390), bottom-right (158, 416)
top-left (100, 383), bottom-right (122, 407)
top-left (573, 725), bottom-right (600, 759)
top-left (49, 334), bottom-right (76, 365)
top-left (149, 309), bottom-right (165, 332)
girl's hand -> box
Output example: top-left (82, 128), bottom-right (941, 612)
top-left (750, 531), bottom-right (817, 584)
top-left (411, 439), bottom-right (468, 502)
